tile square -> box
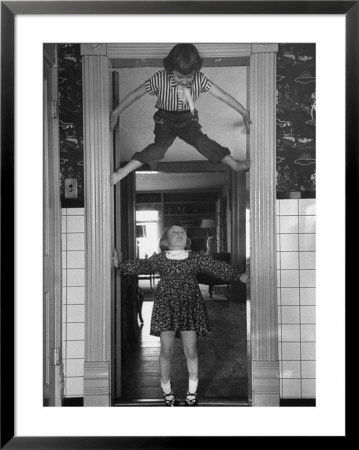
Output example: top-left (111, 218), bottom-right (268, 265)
top-left (67, 287), bottom-right (85, 304)
top-left (66, 340), bottom-right (85, 359)
top-left (67, 208), bottom-right (84, 216)
top-left (64, 377), bottom-right (84, 397)
top-left (301, 361), bottom-right (316, 379)
top-left (281, 342), bottom-right (300, 360)
top-left (61, 208), bottom-right (67, 216)
top-left (300, 288), bottom-right (316, 305)
top-left (65, 359), bottom-right (84, 377)
top-left (67, 233), bottom-right (85, 251)
top-left (66, 323), bottom-right (85, 340)
top-left (299, 252), bottom-right (316, 269)
top-left (279, 216), bottom-right (299, 233)
top-left (61, 234), bottom-right (67, 251)
top-left (280, 234), bottom-right (299, 251)
top-left (67, 269), bottom-right (85, 287)
top-left (299, 199), bottom-right (316, 216)
top-left (281, 360), bottom-right (301, 378)
top-left (301, 379), bottom-right (316, 397)
top-left (280, 306), bottom-right (300, 324)
top-left (300, 306), bottom-right (316, 324)
top-left (301, 342), bottom-right (316, 360)
top-left (61, 216), bottom-right (67, 232)
top-left (64, 305), bottom-right (85, 323)
top-left (281, 270), bottom-right (300, 287)
top-left (276, 199), bottom-right (280, 215)
top-left (279, 199), bottom-right (298, 216)
top-left (62, 287), bottom-right (67, 304)
top-left (67, 215), bottom-right (85, 233)
top-left (62, 252), bottom-right (67, 269)
top-left (299, 216), bottom-right (316, 233)
top-left (281, 324), bottom-right (300, 341)
top-left (300, 270), bottom-right (316, 288)
top-left (62, 269), bottom-right (67, 287)
top-left (299, 234), bottom-right (316, 251)
top-left (280, 288), bottom-right (300, 305)
top-left (282, 379), bottom-right (301, 397)
top-left (280, 252), bottom-right (299, 270)
top-left (67, 251), bottom-right (85, 269)
top-left (301, 324), bottom-right (316, 341)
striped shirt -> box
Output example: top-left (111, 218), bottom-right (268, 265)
top-left (145, 69), bottom-right (212, 111)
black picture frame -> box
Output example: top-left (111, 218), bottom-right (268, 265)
top-left (1, 1), bottom-right (354, 448)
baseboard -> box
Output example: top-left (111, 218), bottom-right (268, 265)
top-left (62, 397), bottom-right (84, 406)
top-left (280, 398), bottom-right (316, 407)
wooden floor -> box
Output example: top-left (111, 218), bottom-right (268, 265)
top-left (116, 280), bottom-right (249, 406)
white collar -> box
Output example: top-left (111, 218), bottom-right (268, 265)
top-left (165, 250), bottom-right (190, 260)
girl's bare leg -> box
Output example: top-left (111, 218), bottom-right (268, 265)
top-left (222, 154), bottom-right (250, 172)
top-left (181, 331), bottom-right (198, 381)
top-left (159, 331), bottom-right (176, 385)
top-left (110, 159), bottom-right (143, 185)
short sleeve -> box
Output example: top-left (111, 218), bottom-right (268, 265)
top-left (144, 70), bottom-right (163, 96)
top-left (199, 72), bottom-right (212, 93)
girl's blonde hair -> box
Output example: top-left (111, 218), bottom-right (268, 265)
top-left (159, 225), bottom-right (192, 252)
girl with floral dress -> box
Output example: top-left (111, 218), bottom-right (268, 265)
top-left (114, 225), bottom-right (248, 406)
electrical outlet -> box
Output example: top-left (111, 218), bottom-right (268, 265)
top-left (65, 178), bottom-right (78, 198)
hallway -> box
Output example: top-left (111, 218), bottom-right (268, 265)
top-left (117, 280), bottom-right (249, 406)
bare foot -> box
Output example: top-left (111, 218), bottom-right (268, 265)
top-left (110, 170), bottom-right (124, 185)
top-left (235, 159), bottom-right (250, 172)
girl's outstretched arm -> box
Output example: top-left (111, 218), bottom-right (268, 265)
top-left (208, 82), bottom-right (252, 134)
top-left (110, 83), bottom-right (147, 131)
top-left (114, 252), bottom-right (157, 276)
top-left (196, 255), bottom-right (247, 283)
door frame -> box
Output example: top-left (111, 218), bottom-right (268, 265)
top-left (81, 43), bottom-right (279, 406)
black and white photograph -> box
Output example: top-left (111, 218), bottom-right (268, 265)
top-left (44, 41), bottom-right (317, 408)
top-left (1, 3), bottom-right (350, 445)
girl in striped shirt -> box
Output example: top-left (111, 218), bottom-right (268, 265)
top-left (110, 43), bottom-right (251, 184)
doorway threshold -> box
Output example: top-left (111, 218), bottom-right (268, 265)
top-left (114, 398), bottom-right (251, 407)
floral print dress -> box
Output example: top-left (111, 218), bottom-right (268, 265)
top-left (120, 251), bottom-right (242, 337)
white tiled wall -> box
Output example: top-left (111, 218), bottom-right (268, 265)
top-left (62, 208), bottom-right (85, 397)
top-left (277, 199), bottom-right (316, 399)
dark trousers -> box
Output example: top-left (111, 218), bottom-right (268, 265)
top-left (132, 109), bottom-right (230, 170)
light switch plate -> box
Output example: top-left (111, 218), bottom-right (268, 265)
top-left (65, 178), bottom-right (78, 198)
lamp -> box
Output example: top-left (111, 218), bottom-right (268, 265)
top-left (200, 218), bottom-right (215, 238)
top-left (200, 219), bottom-right (215, 230)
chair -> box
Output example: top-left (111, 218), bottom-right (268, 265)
top-left (196, 252), bottom-right (231, 298)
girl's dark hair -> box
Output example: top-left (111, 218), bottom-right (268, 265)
top-left (163, 43), bottom-right (203, 75)
top-left (159, 225), bottom-right (192, 252)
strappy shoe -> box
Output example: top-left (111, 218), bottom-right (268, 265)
top-left (163, 386), bottom-right (179, 406)
top-left (185, 390), bottom-right (198, 406)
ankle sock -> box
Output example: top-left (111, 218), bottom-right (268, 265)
top-left (161, 379), bottom-right (172, 395)
top-left (188, 377), bottom-right (198, 393)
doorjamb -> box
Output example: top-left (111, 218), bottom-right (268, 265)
top-left (81, 43), bottom-right (279, 406)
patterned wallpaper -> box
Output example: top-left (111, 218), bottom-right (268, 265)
top-left (57, 43), bottom-right (316, 205)
top-left (58, 44), bottom-right (84, 207)
top-left (276, 44), bottom-right (316, 198)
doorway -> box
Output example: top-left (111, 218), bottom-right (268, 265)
top-left (114, 160), bottom-right (249, 405)
top-left (81, 43), bottom-right (278, 407)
